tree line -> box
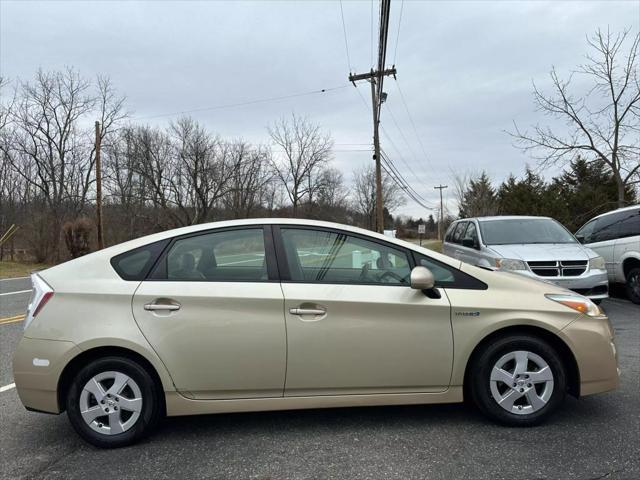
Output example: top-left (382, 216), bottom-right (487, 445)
top-left (0, 69), bottom-right (406, 262)
top-left (453, 159), bottom-right (637, 233)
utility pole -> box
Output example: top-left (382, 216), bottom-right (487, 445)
top-left (349, 0), bottom-right (394, 233)
top-left (434, 184), bottom-right (448, 240)
top-left (95, 121), bottom-right (104, 250)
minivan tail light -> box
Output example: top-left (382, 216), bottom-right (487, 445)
top-left (24, 274), bottom-right (54, 330)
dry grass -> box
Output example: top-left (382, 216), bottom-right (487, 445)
top-left (0, 260), bottom-right (51, 279)
top-left (400, 238), bottom-right (443, 253)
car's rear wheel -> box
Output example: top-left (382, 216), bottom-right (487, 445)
top-left (470, 335), bottom-right (566, 426)
top-left (625, 267), bottom-right (640, 305)
top-left (66, 356), bottom-right (162, 448)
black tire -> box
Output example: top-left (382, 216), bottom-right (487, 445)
top-left (625, 267), bottom-right (640, 305)
top-left (66, 356), bottom-right (163, 448)
top-left (469, 335), bottom-right (567, 427)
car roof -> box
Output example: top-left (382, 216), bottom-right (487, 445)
top-left (455, 216), bottom-right (552, 222)
top-left (588, 204), bottom-right (640, 221)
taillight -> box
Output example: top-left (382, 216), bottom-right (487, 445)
top-left (24, 274), bottom-right (54, 330)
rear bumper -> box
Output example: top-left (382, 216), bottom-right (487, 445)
top-left (12, 336), bottom-right (80, 414)
top-left (519, 269), bottom-right (609, 300)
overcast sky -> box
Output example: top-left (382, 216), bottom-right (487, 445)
top-left (1, 0), bottom-right (638, 217)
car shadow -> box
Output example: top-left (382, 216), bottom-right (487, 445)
top-left (153, 393), bottom-right (618, 442)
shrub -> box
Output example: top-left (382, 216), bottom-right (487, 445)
top-left (63, 218), bottom-right (93, 258)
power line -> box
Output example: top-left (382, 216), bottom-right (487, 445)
top-left (380, 151), bottom-right (432, 211)
top-left (339, 0), bottom-right (353, 71)
top-left (134, 85), bottom-right (350, 120)
top-left (353, 84), bottom-right (432, 209)
top-left (383, 102), bottom-right (426, 185)
top-left (394, 79), bottom-right (435, 172)
top-left (392, 0), bottom-right (404, 66)
top-left (380, 149), bottom-right (432, 207)
top-left (370, 0), bottom-right (374, 68)
top-left (348, 0), bottom-right (394, 233)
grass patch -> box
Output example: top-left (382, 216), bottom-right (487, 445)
top-left (0, 260), bottom-right (51, 279)
top-left (400, 238), bottom-right (443, 253)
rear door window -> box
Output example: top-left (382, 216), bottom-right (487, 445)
top-left (152, 228), bottom-right (269, 282)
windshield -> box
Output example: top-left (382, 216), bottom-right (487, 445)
top-left (479, 218), bottom-right (577, 245)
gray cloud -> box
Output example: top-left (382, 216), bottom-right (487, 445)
top-left (1, 0), bottom-right (637, 216)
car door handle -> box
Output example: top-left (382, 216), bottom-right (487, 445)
top-left (289, 308), bottom-right (326, 316)
top-left (144, 302), bottom-right (181, 311)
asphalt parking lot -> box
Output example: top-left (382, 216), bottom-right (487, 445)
top-left (1, 277), bottom-right (638, 480)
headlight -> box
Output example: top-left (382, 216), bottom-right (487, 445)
top-left (495, 258), bottom-right (528, 271)
top-left (589, 256), bottom-right (605, 270)
top-left (545, 293), bottom-right (603, 317)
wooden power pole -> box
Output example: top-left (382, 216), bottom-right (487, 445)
top-left (434, 184), bottom-right (448, 240)
top-left (349, 0), bottom-right (394, 233)
top-left (95, 121), bottom-right (104, 250)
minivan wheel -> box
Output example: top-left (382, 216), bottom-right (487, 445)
top-left (470, 335), bottom-right (566, 426)
top-left (625, 267), bottom-right (640, 305)
top-left (66, 356), bottom-right (162, 448)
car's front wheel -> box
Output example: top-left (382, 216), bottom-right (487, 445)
top-left (625, 267), bottom-right (640, 305)
top-left (470, 335), bottom-right (567, 426)
top-left (66, 356), bottom-right (163, 448)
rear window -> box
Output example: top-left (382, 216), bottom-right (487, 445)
top-left (111, 240), bottom-right (169, 281)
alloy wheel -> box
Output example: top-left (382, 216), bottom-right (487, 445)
top-left (489, 350), bottom-right (554, 415)
top-left (79, 371), bottom-right (143, 435)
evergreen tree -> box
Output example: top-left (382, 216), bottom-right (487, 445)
top-left (459, 172), bottom-right (498, 218)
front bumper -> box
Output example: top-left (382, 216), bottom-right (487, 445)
top-left (561, 314), bottom-right (619, 396)
top-left (518, 269), bottom-right (609, 300)
top-left (12, 336), bottom-right (80, 414)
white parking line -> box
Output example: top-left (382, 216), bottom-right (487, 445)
top-left (0, 383), bottom-right (16, 393)
top-left (0, 277), bottom-right (29, 281)
top-left (0, 290), bottom-right (31, 296)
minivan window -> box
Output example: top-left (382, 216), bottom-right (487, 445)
top-left (576, 219), bottom-right (597, 242)
top-left (616, 209), bottom-right (640, 239)
top-left (280, 228), bottom-right (411, 285)
top-left (155, 228), bottom-right (267, 282)
top-left (479, 218), bottom-right (576, 245)
top-left (451, 222), bottom-right (467, 244)
top-left (590, 211), bottom-right (628, 243)
top-left (444, 224), bottom-right (456, 242)
top-left (462, 222), bottom-right (478, 246)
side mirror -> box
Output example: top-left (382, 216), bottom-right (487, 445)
top-left (462, 238), bottom-right (478, 249)
top-left (575, 234), bottom-right (585, 244)
top-left (410, 266), bottom-right (435, 290)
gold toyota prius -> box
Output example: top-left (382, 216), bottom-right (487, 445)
top-left (13, 219), bottom-right (619, 448)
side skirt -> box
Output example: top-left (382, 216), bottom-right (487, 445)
top-left (165, 387), bottom-right (464, 417)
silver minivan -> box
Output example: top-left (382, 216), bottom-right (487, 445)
top-left (443, 216), bottom-right (609, 302)
top-left (575, 205), bottom-right (640, 304)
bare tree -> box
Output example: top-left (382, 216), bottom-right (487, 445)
top-left (317, 167), bottom-right (349, 209)
top-left (268, 114), bottom-right (333, 216)
top-left (353, 164), bottom-right (405, 230)
top-left (1, 68), bottom-right (126, 259)
top-left (224, 140), bottom-right (273, 218)
top-left (512, 28), bottom-right (640, 207)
